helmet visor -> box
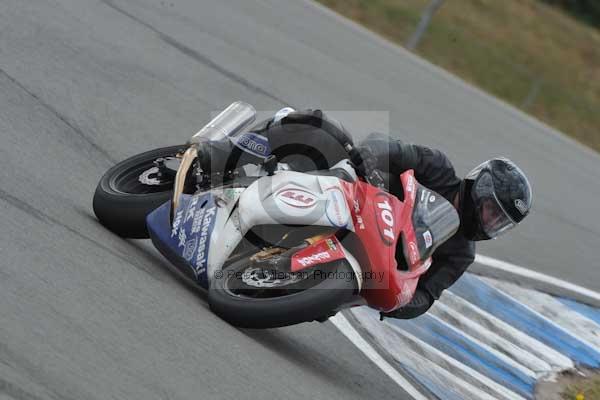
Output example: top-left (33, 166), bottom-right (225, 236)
top-left (472, 173), bottom-right (516, 238)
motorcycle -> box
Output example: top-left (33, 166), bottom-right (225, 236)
top-left (93, 102), bottom-right (460, 328)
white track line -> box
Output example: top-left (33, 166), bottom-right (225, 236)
top-left (474, 254), bottom-right (600, 305)
top-left (332, 253), bottom-right (600, 399)
top-left (330, 313), bottom-right (429, 400)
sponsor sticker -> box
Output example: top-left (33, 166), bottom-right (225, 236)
top-left (352, 199), bottom-right (365, 229)
top-left (325, 188), bottom-right (348, 227)
top-left (171, 210), bottom-right (183, 238)
top-left (276, 188), bottom-right (318, 208)
top-left (297, 251), bottom-right (331, 267)
top-left (185, 196), bottom-right (199, 223)
top-left (223, 188), bottom-right (245, 202)
top-left (232, 132), bottom-right (271, 159)
top-left (178, 228), bottom-right (187, 248)
top-left (192, 205), bottom-right (217, 276)
top-left (406, 175), bottom-right (415, 193)
top-left (353, 199), bottom-right (361, 213)
top-left (515, 198), bottom-right (527, 215)
top-left (290, 236), bottom-right (346, 271)
top-left (408, 241), bottom-right (419, 264)
top-left (148, 193), bottom-right (217, 285)
top-left (183, 238), bottom-right (198, 260)
top-left (423, 230), bottom-right (433, 249)
top-left (326, 238), bottom-right (337, 251)
top-left (356, 215), bottom-right (365, 230)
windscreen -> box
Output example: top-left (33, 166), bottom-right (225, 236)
top-left (411, 185), bottom-right (460, 261)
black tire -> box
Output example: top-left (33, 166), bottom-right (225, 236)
top-left (208, 258), bottom-right (357, 329)
top-left (93, 145), bottom-right (188, 238)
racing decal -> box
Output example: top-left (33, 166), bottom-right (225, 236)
top-left (189, 199), bottom-right (217, 278)
top-left (183, 238), bottom-right (198, 261)
top-left (405, 174), bottom-right (415, 194)
top-left (290, 236), bottom-right (346, 272)
top-left (374, 192), bottom-right (396, 246)
top-left (223, 188), bottom-right (245, 202)
top-left (146, 193), bottom-right (220, 288)
top-left (276, 187), bottom-right (318, 208)
top-left (423, 230), bottom-right (433, 249)
top-left (166, 193), bottom-right (218, 279)
top-left (185, 196), bottom-right (200, 223)
top-left (355, 215), bottom-right (365, 230)
top-left (515, 198), bottom-right (527, 215)
top-left (297, 252), bottom-right (331, 267)
top-left (231, 131), bottom-right (271, 159)
top-left (178, 228), bottom-right (187, 248)
top-left (171, 209), bottom-right (184, 238)
top-left (407, 241), bottom-right (419, 264)
top-left (351, 198), bottom-right (365, 230)
top-left (419, 188), bottom-right (436, 204)
top-left (325, 187), bottom-right (349, 227)
top-left (326, 238), bottom-right (337, 251)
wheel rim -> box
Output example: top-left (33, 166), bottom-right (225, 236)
top-left (241, 267), bottom-right (304, 288)
top-left (109, 156), bottom-right (178, 195)
top-left (222, 260), bottom-right (328, 300)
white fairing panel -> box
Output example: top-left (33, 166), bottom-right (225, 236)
top-left (204, 188), bottom-right (245, 281)
top-left (237, 171), bottom-right (355, 234)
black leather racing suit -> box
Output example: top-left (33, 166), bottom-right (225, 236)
top-left (358, 133), bottom-right (476, 319)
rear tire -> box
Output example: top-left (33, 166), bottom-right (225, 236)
top-left (93, 145), bottom-right (187, 238)
top-left (209, 258), bottom-right (357, 329)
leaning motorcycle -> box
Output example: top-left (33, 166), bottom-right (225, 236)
top-left (93, 102), bottom-right (459, 328)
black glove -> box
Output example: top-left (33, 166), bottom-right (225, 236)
top-left (349, 146), bottom-right (384, 187)
top-left (380, 289), bottom-right (434, 320)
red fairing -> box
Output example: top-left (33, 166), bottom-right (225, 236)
top-left (340, 170), bottom-right (431, 312)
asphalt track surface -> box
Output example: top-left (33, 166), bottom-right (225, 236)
top-left (0, 0), bottom-right (598, 399)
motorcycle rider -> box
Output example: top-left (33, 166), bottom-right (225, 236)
top-left (200, 108), bottom-right (533, 320)
top-left (355, 132), bottom-right (532, 319)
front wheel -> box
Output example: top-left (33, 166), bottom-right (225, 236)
top-left (93, 145), bottom-right (188, 238)
top-left (208, 257), bottom-right (358, 328)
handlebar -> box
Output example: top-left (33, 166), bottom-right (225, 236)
top-left (344, 143), bottom-right (385, 188)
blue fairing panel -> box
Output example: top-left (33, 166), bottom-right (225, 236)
top-left (146, 193), bottom-right (217, 289)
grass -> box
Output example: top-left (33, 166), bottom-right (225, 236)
top-left (316, 0), bottom-right (600, 152)
top-left (562, 375), bottom-right (600, 399)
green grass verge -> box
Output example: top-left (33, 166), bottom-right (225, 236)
top-left (316, 0), bottom-right (600, 152)
top-left (562, 375), bottom-right (600, 399)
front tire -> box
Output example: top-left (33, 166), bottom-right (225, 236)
top-left (93, 145), bottom-right (187, 238)
top-left (209, 258), bottom-right (357, 329)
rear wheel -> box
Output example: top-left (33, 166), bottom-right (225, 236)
top-left (209, 256), bottom-right (357, 328)
top-left (93, 145), bottom-right (187, 238)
